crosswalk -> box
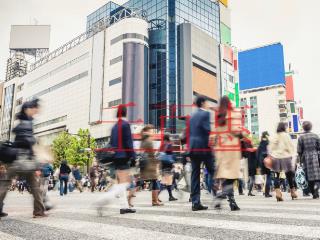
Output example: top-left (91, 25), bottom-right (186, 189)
top-left (1, 190), bottom-right (320, 240)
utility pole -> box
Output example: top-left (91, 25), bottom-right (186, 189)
top-left (87, 134), bottom-right (91, 174)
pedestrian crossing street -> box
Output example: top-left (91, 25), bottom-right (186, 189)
top-left (1, 190), bottom-right (320, 240)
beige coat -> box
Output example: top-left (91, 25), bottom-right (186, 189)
top-left (268, 132), bottom-right (294, 159)
top-left (140, 137), bottom-right (160, 180)
top-left (213, 109), bottom-right (245, 179)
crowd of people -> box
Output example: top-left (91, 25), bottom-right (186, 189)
top-left (0, 95), bottom-right (319, 218)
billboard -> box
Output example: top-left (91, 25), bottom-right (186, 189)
top-left (292, 114), bottom-right (299, 133)
top-left (286, 75), bottom-right (294, 101)
top-left (239, 43), bottom-right (285, 90)
top-left (9, 25), bottom-right (50, 50)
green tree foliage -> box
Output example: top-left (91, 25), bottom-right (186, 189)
top-left (51, 129), bottom-right (96, 169)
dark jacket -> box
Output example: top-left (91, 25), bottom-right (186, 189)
top-left (12, 117), bottom-right (36, 158)
top-left (257, 139), bottom-right (270, 174)
top-left (189, 109), bottom-right (212, 158)
top-left (110, 119), bottom-right (135, 169)
top-left (160, 142), bottom-right (174, 170)
top-left (60, 163), bottom-right (71, 176)
top-left (241, 138), bottom-right (258, 177)
top-left (72, 168), bottom-right (82, 180)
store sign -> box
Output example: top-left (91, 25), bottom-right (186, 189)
top-left (220, 0), bottom-right (228, 7)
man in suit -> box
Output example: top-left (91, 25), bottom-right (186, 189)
top-left (189, 96), bottom-right (214, 211)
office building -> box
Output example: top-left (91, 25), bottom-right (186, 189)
top-left (239, 43), bottom-right (288, 137)
top-left (87, 0), bottom-right (222, 130)
top-left (0, 9), bottom-right (148, 145)
top-left (240, 85), bottom-right (287, 138)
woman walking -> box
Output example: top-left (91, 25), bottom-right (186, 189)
top-left (214, 96), bottom-right (246, 211)
top-left (159, 134), bottom-right (177, 202)
top-left (59, 160), bottom-right (71, 196)
top-left (269, 122), bottom-right (297, 201)
top-left (257, 131), bottom-right (272, 197)
top-left (96, 105), bottom-right (136, 215)
top-left (140, 125), bottom-right (163, 206)
top-left (297, 121), bottom-right (320, 199)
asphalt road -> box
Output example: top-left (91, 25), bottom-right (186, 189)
top-left (0, 189), bottom-right (320, 240)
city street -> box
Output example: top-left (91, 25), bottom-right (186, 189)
top-left (1, 190), bottom-right (320, 240)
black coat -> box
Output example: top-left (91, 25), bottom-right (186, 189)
top-left (242, 139), bottom-right (258, 177)
top-left (12, 118), bottom-right (36, 158)
top-left (257, 139), bottom-right (270, 175)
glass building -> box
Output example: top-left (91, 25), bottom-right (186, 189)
top-left (87, 0), bottom-right (220, 131)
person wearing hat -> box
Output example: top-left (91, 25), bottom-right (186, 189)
top-left (0, 99), bottom-right (47, 218)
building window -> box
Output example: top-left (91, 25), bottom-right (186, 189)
top-left (110, 33), bottom-right (148, 45)
top-left (16, 98), bottom-right (23, 107)
top-left (0, 84), bottom-right (15, 140)
top-left (109, 77), bottom-right (121, 86)
top-left (34, 115), bottom-right (67, 129)
top-left (108, 99), bottom-right (122, 107)
top-left (32, 71), bottom-right (88, 98)
top-left (17, 83), bottom-right (24, 92)
top-left (110, 56), bottom-right (122, 65)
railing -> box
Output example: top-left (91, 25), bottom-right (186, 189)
top-left (30, 8), bottom-right (147, 71)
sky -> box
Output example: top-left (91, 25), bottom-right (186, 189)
top-left (0, 0), bottom-right (319, 133)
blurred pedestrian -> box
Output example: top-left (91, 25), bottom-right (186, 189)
top-left (189, 95), bottom-right (214, 211)
top-left (214, 96), bottom-right (245, 211)
top-left (96, 105), bottom-right (136, 215)
top-left (41, 162), bottom-right (54, 210)
top-left (269, 122), bottom-right (296, 201)
top-left (71, 165), bottom-right (83, 193)
top-left (0, 99), bottom-right (46, 218)
top-left (257, 131), bottom-right (272, 197)
top-left (140, 125), bottom-right (163, 206)
top-left (89, 162), bottom-right (99, 192)
top-left (297, 121), bottom-right (320, 199)
top-left (59, 160), bottom-right (71, 196)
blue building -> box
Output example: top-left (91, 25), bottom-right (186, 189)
top-left (238, 43), bottom-right (285, 90)
top-left (87, 0), bottom-right (221, 130)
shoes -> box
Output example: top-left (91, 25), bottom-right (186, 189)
top-left (290, 188), bottom-right (298, 200)
top-left (275, 188), bottom-right (284, 202)
top-left (248, 193), bottom-right (255, 196)
top-left (228, 197), bottom-right (240, 211)
top-left (169, 196), bottom-right (178, 201)
top-left (33, 213), bottom-right (48, 218)
top-left (188, 197), bottom-right (192, 202)
top-left (239, 193), bottom-right (244, 195)
top-left (192, 203), bottom-right (208, 211)
top-left (120, 208), bottom-right (136, 214)
top-left (265, 194), bottom-right (273, 198)
top-left (0, 212), bottom-right (8, 218)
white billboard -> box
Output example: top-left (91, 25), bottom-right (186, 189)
top-left (9, 25), bottom-right (50, 50)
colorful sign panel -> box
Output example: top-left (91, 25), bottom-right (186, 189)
top-left (220, 0), bottom-right (228, 7)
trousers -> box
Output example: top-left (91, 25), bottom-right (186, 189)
top-left (0, 168), bottom-right (45, 215)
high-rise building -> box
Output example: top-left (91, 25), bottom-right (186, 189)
top-left (239, 43), bottom-right (287, 138)
top-left (87, 0), bottom-right (222, 130)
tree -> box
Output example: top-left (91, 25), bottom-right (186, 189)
top-left (51, 129), bottom-right (96, 170)
top-left (51, 131), bottom-right (73, 168)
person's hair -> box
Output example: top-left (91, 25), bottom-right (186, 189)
top-left (217, 96), bottom-right (232, 126)
top-left (195, 95), bottom-right (207, 108)
top-left (61, 160), bottom-right (67, 165)
top-left (140, 124), bottom-right (154, 136)
top-left (163, 133), bottom-right (170, 142)
top-left (302, 121), bottom-right (312, 132)
top-left (261, 131), bottom-right (269, 140)
top-left (116, 105), bottom-right (127, 118)
top-left (276, 122), bottom-right (287, 133)
top-left (16, 98), bottom-right (40, 120)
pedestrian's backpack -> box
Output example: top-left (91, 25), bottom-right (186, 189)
top-left (295, 166), bottom-right (308, 190)
top-left (42, 164), bottom-right (52, 177)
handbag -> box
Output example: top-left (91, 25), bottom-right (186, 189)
top-left (0, 141), bottom-right (18, 164)
top-left (11, 151), bottom-right (40, 172)
top-left (263, 156), bottom-right (273, 169)
top-left (95, 143), bottom-right (115, 164)
top-left (295, 166), bottom-right (308, 190)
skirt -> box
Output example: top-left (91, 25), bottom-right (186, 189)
top-left (271, 157), bottom-right (294, 173)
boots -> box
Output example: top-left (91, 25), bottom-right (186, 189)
top-left (152, 190), bottom-right (163, 206)
top-left (290, 188), bottom-right (298, 200)
top-left (228, 196), bottom-right (240, 211)
top-left (275, 188), bottom-right (283, 202)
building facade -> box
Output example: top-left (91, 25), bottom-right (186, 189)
top-left (0, 10), bottom-right (149, 145)
top-left (240, 85), bottom-right (287, 138)
top-left (87, 0), bottom-right (222, 130)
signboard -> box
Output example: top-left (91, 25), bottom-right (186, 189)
top-left (292, 115), bottom-right (299, 133)
top-left (9, 25), bottom-right (50, 50)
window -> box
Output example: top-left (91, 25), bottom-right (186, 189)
top-left (17, 83), bottom-right (24, 92)
top-left (16, 98), bottom-right (23, 106)
top-left (34, 115), bottom-right (67, 129)
top-left (110, 56), bottom-right (122, 65)
top-left (109, 77), bottom-right (121, 86)
top-left (108, 99), bottom-right (122, 107)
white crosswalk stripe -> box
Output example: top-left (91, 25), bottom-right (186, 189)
top-left (2, 191), bottom-right (320, 240)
